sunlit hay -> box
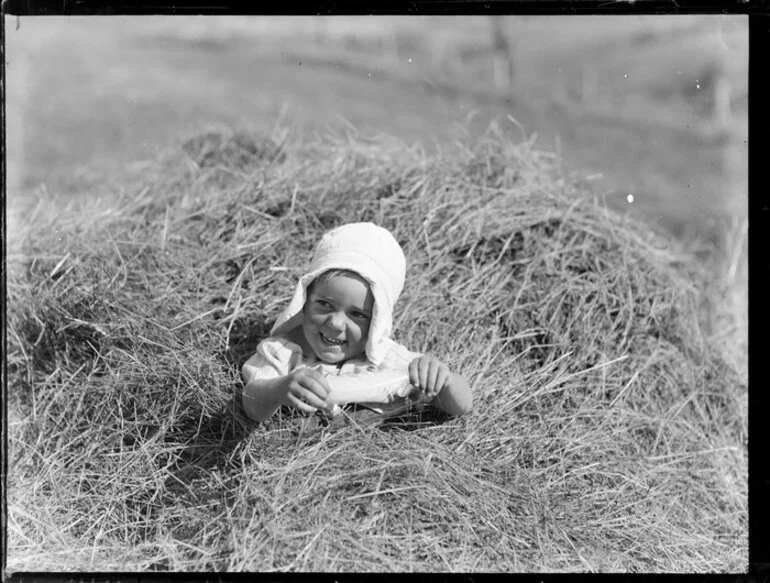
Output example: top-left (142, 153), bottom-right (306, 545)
top-left (6, 121), bottom-right (746, 573)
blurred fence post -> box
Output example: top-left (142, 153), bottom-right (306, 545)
top-left (489, 17), bottom-right (515, 92)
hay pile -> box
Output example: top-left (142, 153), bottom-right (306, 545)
top-left (6, 123), bottom-right (747, 572)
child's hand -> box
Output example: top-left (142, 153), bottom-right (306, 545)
top-left (283, 368), bottom-right (332, 414)
top-left (409, 355), bottom-right (451, 402)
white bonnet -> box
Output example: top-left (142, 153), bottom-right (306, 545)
top-left (270, 222), bottom-right (406, 365)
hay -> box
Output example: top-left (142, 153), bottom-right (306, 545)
top-left (6, 122), bottom-right (747, 572)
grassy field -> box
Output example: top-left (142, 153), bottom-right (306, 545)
top-left (5, 15), bottom-right (748, 573)
top-left (7, 16), bottom-right (747, 232)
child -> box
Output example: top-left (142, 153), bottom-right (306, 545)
top-left (241, 222), bottom-right (472, 423)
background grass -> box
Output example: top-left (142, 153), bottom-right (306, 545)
top-left (6, 124), bottom-right (747, 572)
top-left (5, 15), bottom-right (748, 573)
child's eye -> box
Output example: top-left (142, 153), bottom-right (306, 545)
top-left (315, 299), bottom-right (332, 309)
top-left (351, 311), bottom-right (371, 320)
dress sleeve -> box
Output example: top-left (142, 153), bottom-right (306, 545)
top-left (241, 337), bottom-right (302, 385)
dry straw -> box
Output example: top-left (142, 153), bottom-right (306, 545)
top-left (7, 122), bottom-right (746, 572)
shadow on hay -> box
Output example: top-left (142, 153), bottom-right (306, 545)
top-left (165, 313), bottom-right (275, 490)
top-left (222, 314), bottom-right (274, 371)
top-left (164, 397), bottom-right (252, 487)
top-left (287, 404), bottom-right (454, 443)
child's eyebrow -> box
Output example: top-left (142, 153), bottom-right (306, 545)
top-left (311, 292), bottom-right (334, 302)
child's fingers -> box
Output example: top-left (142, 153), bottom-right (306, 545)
top-left (417, 359), bottom-right (429, 393)
top-left (408, 358), bottom-right (420, 388)
top-left (295, 372), bottom-right (330, 405)
top-left (434, 367), bottom-right (450, 396)
top-left (287, 392), bottom-right (322, 414)
top-left (301, 369), bottom-right (331, 398)
top-left (289, 372), bottom-right (331, 411)
top-left (409, 356), bottom-right (447, 400)
top-left (426, 360), bottom-right (440, 396)
top-left (297, 387), bottom-right (329, 410)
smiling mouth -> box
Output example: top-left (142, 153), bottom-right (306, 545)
top-left (320, 332), bottom-right (346, 347)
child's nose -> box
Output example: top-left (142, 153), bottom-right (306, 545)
top-left (327, 312), bottom-right (346, 331)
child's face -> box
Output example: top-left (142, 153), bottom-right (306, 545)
top-left (302, 272), bottom-right (374, 364)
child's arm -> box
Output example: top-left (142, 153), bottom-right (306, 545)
top-left (408, 355), bottom-right (472, 417)
top-left (242, 368), bottom-right (332, 423)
